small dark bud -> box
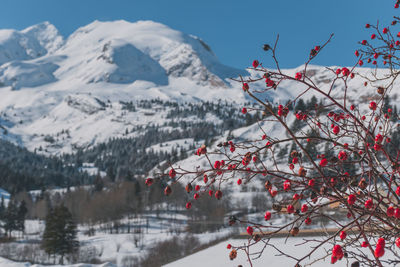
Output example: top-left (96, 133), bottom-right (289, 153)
top-left (263, 44), bottom-right (272, 51)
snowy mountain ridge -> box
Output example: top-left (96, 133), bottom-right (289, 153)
top-left (0, 20), bottom-right (395, 157)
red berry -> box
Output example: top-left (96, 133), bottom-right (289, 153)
top-left (293, 193), bottom-right (300, 200)
top-left (301, 204), bottom-right (308, 213)
top-left (264, 211), bottom-right (271, 221)
top-left (332, 125), bottom-right (340, 135)
top-left (164, 185), bottom-right (172, 196)
top-left (338, 151), bottom-right (348, 161)
top-left (396, 3), bottom-right (399, 8)
top-left (332, 245), bottom-right (344, 260)
top-left (371, 34), bottom-right (376, 39)
top-left (365, 23), bottom-right (370, 28)
top-left (227, 244), bottom-right (232, 249)
top-left (295, 72), bottom-right (302, 80)
top-left (342, 67), bottom-right (350, 76)
top-left (383, 27), bottom-right (388, 34)
top-left (365, 198), bottom-right (373, 209)
top-left (246, 226), bottom-right (254, 235)
top-left (145, 178), bottom-right (154, 186)
top-left (355, 50), bottom-right (359, 57)
top-left (396, 186), bottom-right (400, 196)
top-left (283, 180), bottom-right (291, 191)
top-left (292, 157), bottom-right (299, 164)
top-left (395, 208), bottom-right (400, 219)
top-left (252, 60), bottom-right (259, 68)
top-left (361, 40), bottom-right (367, 45)
top-left (287, 204), bottom-right (295, 214)
top-left (237, 178), bottom-right (242, 185)
top-left (396, 237), bottom-right (400, 248)
top-left (269, 189), bottom-right (277, 197)
top-left (375, 244), bottom-right (385, 258)
top-left (242, 83), bottom-right (249, 91)
top-left (203, 174), bottom-right (208, 184)
top-left (169, 169), bottom-right (176, 178)
top-left (387, 206), bottom-right (395, 217)
top-left (215, 190), bottom-right (222, 200)
top-left (319, 158), bottom-right (328, 167)
top-left (361, 241), bottom-right (369, 248)
top-left (348, 194), bottom-right (356, 205)
top-left (340, 231), bottom-right (347, 240)
top-left (214, 160), bottom-right (221, 169)
top-left (308, 179), bottom-right (315, 187)
top-left (208, 190), bottom-right (213, 197)
top-left (289, 163), bottom-right (294, 170)
top-left (242, 107), bottom-right (247, 114)
top-left (194, 193), bottom-right (199, 200)
top-left (369, 101), bottom-right (377, 110)
top-left (186, 202), bottom-right (192, 209)
top-left (305, 217), bottom-right (312, 225)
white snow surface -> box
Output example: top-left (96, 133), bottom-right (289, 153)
top-left (0, 20), bottom-right (397, 157)
top-left (165, 237), bottom-right (397, 267)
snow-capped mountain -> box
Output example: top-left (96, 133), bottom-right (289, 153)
top-left (0, 20), bottom-right (245, 89)
top-left (0, 20), bottom-right (394, 157)
top-left (0, 20), bottom-right (251, 154)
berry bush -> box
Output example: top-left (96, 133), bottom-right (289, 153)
top-left (146, 2), bottom-right (400, 266)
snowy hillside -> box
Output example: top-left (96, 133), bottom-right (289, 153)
top-left (0, 20), bottom-right (397, 158)
top-left (0, 20), bottom-right (251, 155)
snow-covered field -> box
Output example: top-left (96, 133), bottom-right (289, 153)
top-left (165, 236), bottom-right (397, 267)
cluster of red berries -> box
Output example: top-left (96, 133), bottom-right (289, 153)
top-left (195, 145), bottom-right (207, 156)
top-left (277, 104), bottom-right (289, 117)
top-left (328, 111), bottom-right (347, 122)
top-left (295, 112), bottom-right (307, 121)
top-left (265, 77), bottom-right (275, 88)
top-left (335, 67), bottom-right (352, 77)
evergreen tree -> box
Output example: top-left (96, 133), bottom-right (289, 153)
top-left (295, 99), bottom-right (306, 112)
top-left (42, 205), bottom-right (79, 264)
top-left (0, 196), bottom-right (5, 220)
top-left (3, 200), bottom-right (18, 236)
top-left (16, 200), bottom-right (27, 233)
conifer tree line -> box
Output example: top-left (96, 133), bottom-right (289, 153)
top-left (0, 197), bottom-right (27, 237)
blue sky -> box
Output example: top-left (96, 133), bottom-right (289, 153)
top-left (0, 0), bottom-right (395, 69)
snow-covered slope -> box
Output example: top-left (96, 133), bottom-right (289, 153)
top-left (0, 20), bottom-right (250, 154)
top-left (0, 20), bottom-right (396, 157)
